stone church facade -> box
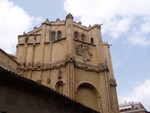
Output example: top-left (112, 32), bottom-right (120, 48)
top-left (16, 14), bottom-right (119, 113)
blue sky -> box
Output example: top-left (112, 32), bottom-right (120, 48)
top-left (0, 0), bottom-right (150, 110)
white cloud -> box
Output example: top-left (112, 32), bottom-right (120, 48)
top-left (126, 36), bottom-right (150, 47)
top-left (119, 79), bottom-right (150, 110)
top-left (140, 23), bottom-right (150, 34)
top-left (106, 17), bottom-right (132, 38)
top-left (64, 0), bottom-right (150, 43)
top-left (0, 0), bottom-right (42, 54)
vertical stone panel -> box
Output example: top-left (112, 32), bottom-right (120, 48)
top-left (26, 45), bottom-right (33, 63)
top-left (17, 45), bottom-right (24, 63)
top-left (44, 44), bottom-right (50, 63)
top-left (41, 71), bottom-right (50, 87)
top-left (34, 44), bottom-right (41, 63)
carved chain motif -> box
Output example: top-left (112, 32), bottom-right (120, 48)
top-left (74, 61), bottom-right (108, 73)
top-left (75, 44), bottom-right (93, 62)
top-left (18, 61), bottom-right (67, 71)
top-left (17, 54), bottom-right (108, 72)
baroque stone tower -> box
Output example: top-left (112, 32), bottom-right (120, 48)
top-left (16, 14), bottom-right (119, 113)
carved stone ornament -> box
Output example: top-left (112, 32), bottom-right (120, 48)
top-left (74, 61), bottom-right (109, 73)
top-left (109, 79), bottom-right (117, 86)
top-left (65, 53), bottom-right (75, 63)
top-left (99, 62), bottom-right (109, 72)
top-left (17, 58), bottom-right (109, 73)
top-left (18, 61), bottom-right (67, 72)
top-left (75, 44), bottom-right (93, 62)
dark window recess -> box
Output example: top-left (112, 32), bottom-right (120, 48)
top-left (74, 32), bottom-right (78, 39)
top-left (91, 38), bottom-right (94, 44)
top-left (81, 34), bottom-right (85, 41)
top-left (25, 37), bottom-right (28, 42)
top-left (51, 32), bottom-right (56, 41)
top-left (57, 31), bottom-right (62, 39)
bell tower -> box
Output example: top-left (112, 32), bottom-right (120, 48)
top-left (16, 14), bottom-right (119, 113)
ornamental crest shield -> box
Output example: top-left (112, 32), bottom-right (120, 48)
top-left (75, 44), bottom-right (93, 62)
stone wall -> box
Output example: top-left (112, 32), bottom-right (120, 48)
top-left (0, 49), bottom-right (19, 73)
top-left (0, 67), bottom-right (99, 113)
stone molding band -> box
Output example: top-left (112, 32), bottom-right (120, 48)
top-left (18, 54), bottom-right (109, 73)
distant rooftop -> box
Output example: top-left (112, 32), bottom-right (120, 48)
top-left (119, 102), bottom-right (148, 113)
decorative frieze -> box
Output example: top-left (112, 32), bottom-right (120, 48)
top-left (74, 61), bottom-right (109, 73)
top-left (18, 60), bottom-right (67, 71)
top-left (18, 59), bottom-right (109, 73)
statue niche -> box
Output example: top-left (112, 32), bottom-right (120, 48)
top-left (75, 44), bottom-right (93, 62)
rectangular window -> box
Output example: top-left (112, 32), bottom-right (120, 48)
top-left (51, 32), bottom-right (55, 41)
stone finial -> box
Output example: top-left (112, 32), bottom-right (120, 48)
top-left (56, 18), bottom-right (60, 22)
top-left (34, 26), bottom-right (37, 30)
top-left (45, 18), bottom-right (49, 23)
top-left (95, 24), bottom-right (101, 29)
top-left (88, 25), bottom-right (91, 28)
top-left (66, 13), bottom-right (74, 20)
top-left (78, 21), bottom-right (82, 25)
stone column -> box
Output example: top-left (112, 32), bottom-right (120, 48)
top-left (65, 14), bottom-right (75, 99)
top-left (103, 43), bottom-right (119, 113)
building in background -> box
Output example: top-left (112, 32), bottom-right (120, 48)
top-left (0, 14), bottom-right (119, 113)
top-left (119, 102), bottom-right (148, 113)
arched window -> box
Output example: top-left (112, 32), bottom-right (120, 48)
top-left (51, 32), bottom-right (56, 41)
top-left (91, 38), bottom-right (94, 44)
top-left (81, 34), bottom-right (85, 41)
top-left (74, 32), bottom-right (78, 39)
top-left (57, 31), bottom-right (62, 40)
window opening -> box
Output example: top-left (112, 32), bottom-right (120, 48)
top-left (51, 32), bottom-right (55, 41)
top-left (91, 38), bottom-right (94, 44)
top-left (81, 34), bottom-right (85, 41)
top-left (57, 31), bottom-right (62, 40)
top-left (74, 32), bottom-right (78, 39)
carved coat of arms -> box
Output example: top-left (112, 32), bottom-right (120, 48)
top-left (75, 44), bottom-right (93, 62)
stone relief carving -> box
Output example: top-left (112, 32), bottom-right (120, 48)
top-left (36, 62), bottom-right (43, 70)
top-left (18, 61), bottom-right (109, 73)
top-left (75, 44), bottom-right (93, 62)
top-left (18, 60), bottom-right (67, 71)
top-left (109, 79), bottom-right (117, 86)
top-left (65, 53), bottom-right (75, 63)
top-left (74, 61), bottom-right (109, 72)
top-left (17, 54), bottom-right (109, 73)
top-left (98, 62), bottom-right (109, 72)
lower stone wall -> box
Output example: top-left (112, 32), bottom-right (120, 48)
top-left (0, 67), bottom-right (99, 113)
top-left (0, 49), bottom-right (19, 73)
